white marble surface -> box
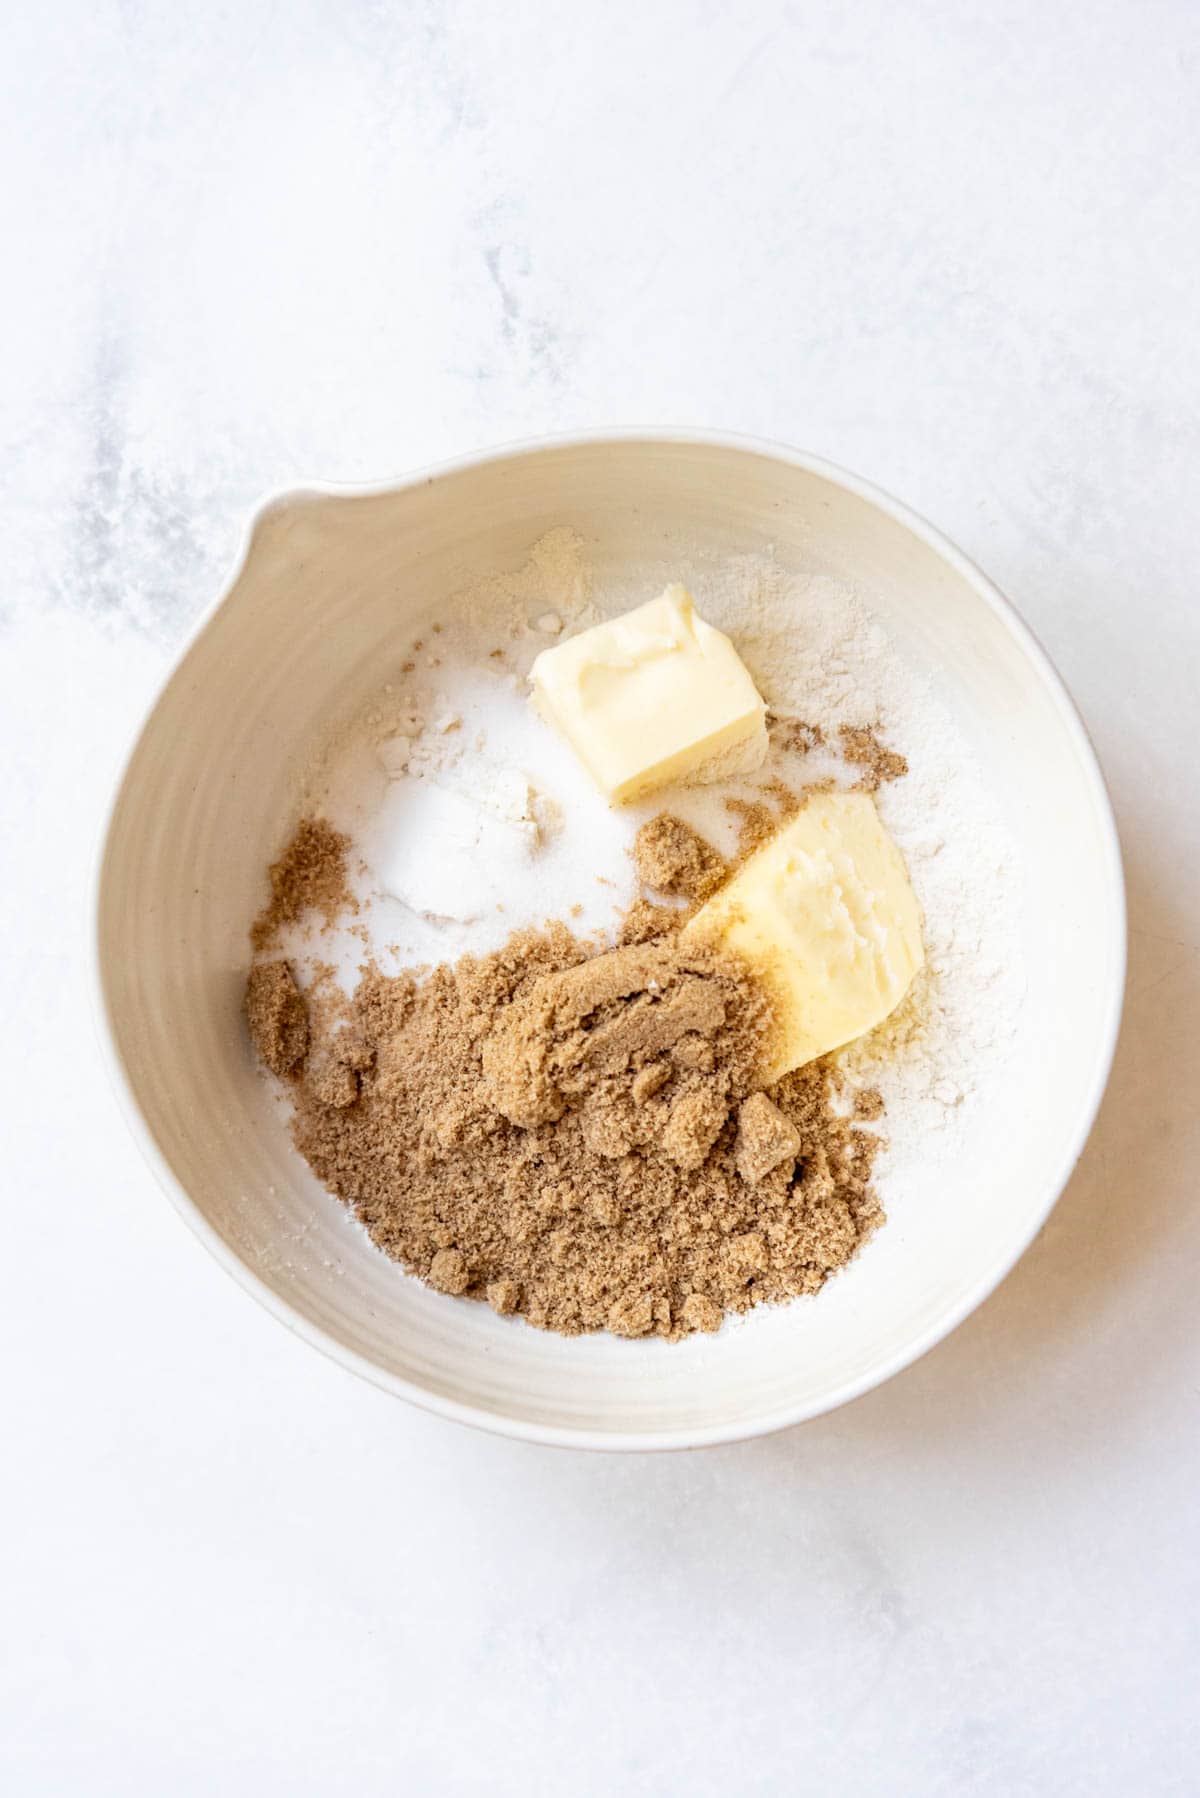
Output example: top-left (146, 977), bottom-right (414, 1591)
top-left (3, 3), bottom-right (1198, 1792)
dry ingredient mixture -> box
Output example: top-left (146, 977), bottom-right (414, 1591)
top-left (243, 534), bottom-right (1025, 1339)
top-left (247, 809), bottom-right (887, 1338)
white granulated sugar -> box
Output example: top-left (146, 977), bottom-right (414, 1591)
top-left (305, 573), bottom-right (643, 969)
top-left (287, 531), bottom-right (1024, 1184)
top-left (353, 670), bottom-right (636, 950)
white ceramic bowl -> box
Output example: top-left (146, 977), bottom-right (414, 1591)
top-left (92, 433), bottom-right (1125, 1450)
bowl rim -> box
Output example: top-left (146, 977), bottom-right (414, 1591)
top-left (88, 428), bottom-right (1128, 1452)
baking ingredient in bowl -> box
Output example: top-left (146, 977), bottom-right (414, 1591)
top-left (632, 812), bottom-right (728, 903)
top-left (686, 790), bottom-right (925, 1080)
top-left (367, 773), bottom-right (546, 924)
top-left (838, 724), bottom-right (909, 792)
top-left (530, 584), bottom-right (767, 803)
top-left (244, 960), bottom-right (309, 1075)
top-left (251, 816), bottom-right (355, 951)
top-left (275, 900), bottom-right (883, 1339)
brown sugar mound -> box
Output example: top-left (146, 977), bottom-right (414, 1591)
top-left (633, 814), bottom-right (726, 903)
top-left (734, 1092), bottom-right (802, 1185)
top-left (261, 918), bottom-right (883, 1341)
top-left (244, 960), bottom-right (308, 1075)
top-left (242, 806), bottom-right (887, 1341)
top-left (251, 817), bottom-right (356, 951)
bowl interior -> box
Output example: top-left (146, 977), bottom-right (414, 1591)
top-left (95, 439), bottom-right (1123, 1446)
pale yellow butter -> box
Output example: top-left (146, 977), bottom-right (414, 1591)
top-left (686, 791), bottom-right (924, 1079)
top-left (529, 584), bottom-right (767, 804)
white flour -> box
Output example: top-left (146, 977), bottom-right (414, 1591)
top-left (288, 532), bottom-right (1024, 1185)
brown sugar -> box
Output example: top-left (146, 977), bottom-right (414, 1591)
top-left (618, 896), bottom-right (685, 945)
top-left (633, 814), bottom-right (726, 903)
top-left (770, 716), bottom-right (825, 755)
top-left (242, 795), bottom-right (888, 1340)
top-left (838, 724), bottom-right (908, 792)
top-left (250, 817), bottom-right (355, 951)
top-left (252, 910), bottom-right (883, 1341)
top-left (734, 1092), bottom-right (802, 1185)
top-left (306, 1051), bottom-right (360, 1109)
top-left (853, 1086), bottom-right (886, 1121)
top-left (244, 960), bottom-right (308, 1075)
top-left (723, 797), bottom-right (778, 858)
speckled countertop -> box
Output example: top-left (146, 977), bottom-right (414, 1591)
top-left (2, 4), bottom-right (1198, 1793)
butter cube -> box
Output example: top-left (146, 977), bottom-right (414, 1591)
top-left (529, 584), bottom-right (767, 804)
top-left (686, 791), bottom-right (923, 1079)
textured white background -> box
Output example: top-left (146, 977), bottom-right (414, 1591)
top-left (2, 3), bottom-right (1198, 1793)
